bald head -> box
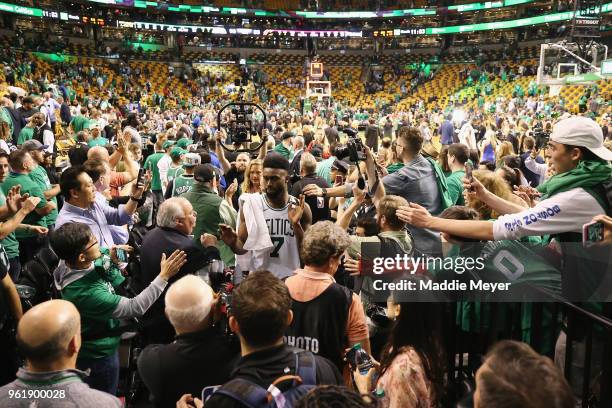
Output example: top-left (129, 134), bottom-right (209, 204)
top-left (17, 300), bottom-right (80, 366)
top-left (165, 275), bottom-right (214, 333)
top-left (87, 146), bottom-right (110, 161)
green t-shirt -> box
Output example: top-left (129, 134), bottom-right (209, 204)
top-left (70, 115), bottom-right (89, 133)
top-left (87, 137), bottom-right (109, 147)
top-left (29, 165), bottom-right (58, 227)
top-left (143, 152), bottom-right (165, 191)
top-left (0, 190), bottom-right (19, 259)
top-left (59, 248), bottom-right (125, 359)
top-left (17, 127), bottom-right (34, 145)
top-left (2, 173), bottom-right (48, 238)
top-left (446, 170), bottom-right (465, 206)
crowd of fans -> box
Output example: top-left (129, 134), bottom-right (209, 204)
top-left (0, 44), bottom-right (610, 408)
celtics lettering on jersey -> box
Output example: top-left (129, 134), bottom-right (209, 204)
top-left (172, 175), bottom-right (195, 197)
top-left (261, 194), bottom-right (300, 279)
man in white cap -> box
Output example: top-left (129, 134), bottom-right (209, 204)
top-left (137, 275), bottom-right (236, 408)
top-left (86, 121), bottom-right (109, 147)
top-left (396, 116), bottom-right (612, 297)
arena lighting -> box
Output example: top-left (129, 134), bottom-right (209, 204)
top-left (452, 109), bottom-right (466, 123)
top-left (262, 29), bottom-right (363, 38)
top-left (83, 0), bottom-right (537, 18)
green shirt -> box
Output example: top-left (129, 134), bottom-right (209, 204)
top-left (0, 190), bottom-right (19, 259)
top-left (17, 127), bottom-right (34, 145)
top-left (29, 165), bottom-right (58, 227)
top-left (59, 248), bottom-right (125, 359)
top-left (183, 183), bottom-right (237, 266)
top-left (273, 143), bottom-right (292, 160)
top-left (446, 170), bottom-right (465, 206)
top-left (143, 152), bottom-right (165, 191)
top-left (2, 172), bottom-right (48, 238)
top-left (167, 165), bottom-right (184, 186)
top-left (70, 115), bottom-right (89, 133)
top-left (87, 137), bottom-right (109, 147)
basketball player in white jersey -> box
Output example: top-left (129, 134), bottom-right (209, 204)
top-left (220, 152), bottom-right (312, 279)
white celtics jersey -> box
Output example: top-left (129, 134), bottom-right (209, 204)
top-left (237, 193), bottom-right (300, 279)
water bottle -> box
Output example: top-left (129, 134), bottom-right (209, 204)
top-left (353, 343), bottom-right (373, 375)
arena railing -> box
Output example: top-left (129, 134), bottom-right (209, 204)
top-left (446, 285), bottom-right (612, 407)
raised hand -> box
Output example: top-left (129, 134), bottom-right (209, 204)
top-left (395, 202), bottom-right (433, 229)
top-left (159, 250), bottom-right (187, 280)
top-left (21, 197), bottom-right (41, 214)
top-left (218, 224), bottom-right (238, 247)
top-left (302, 184), bottom-right (323, 197)
top-left (200, 233), bottom-right (218, 248)
top-left (288, 194), bottom-right (305, 225)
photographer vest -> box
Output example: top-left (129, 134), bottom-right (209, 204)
top-left (285, 283), bottom-right (352, 371)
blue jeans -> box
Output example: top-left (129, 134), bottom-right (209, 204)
top-left (77, 351), bottom-right (120, 396)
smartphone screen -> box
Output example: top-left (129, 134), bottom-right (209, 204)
top-left (583, 221), bottom-right (604, 247)
top-left (136, 168), bottom-right (145, 188)
top-left (116, 248), bottom-right (128, 263)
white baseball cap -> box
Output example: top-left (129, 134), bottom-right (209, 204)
top-left (550, 116), bottom-right (612, 161)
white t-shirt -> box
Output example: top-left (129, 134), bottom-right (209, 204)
top-left (157, 154), bottom-right (172, 194)
top-left (493, 188), bottom-right (605, 240)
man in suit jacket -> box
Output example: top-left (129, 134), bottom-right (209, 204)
top-left (364, 118), bottom-right (381, 153)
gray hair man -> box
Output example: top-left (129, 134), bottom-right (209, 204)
top-left (138, 197), bottom-right (221, 344)
top-left (138, 275), bottom-right (236, 407)
top-left (0, 300), bottom-right (122, 407)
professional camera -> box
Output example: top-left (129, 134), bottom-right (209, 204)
top-left (336, 127), bottom-right (366, 163)
top-left (216, 78), bottom-right (266, 152)
top-left (532, 122), bottom-right (550, 150)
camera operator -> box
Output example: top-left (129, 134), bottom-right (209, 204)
top-left (138, 197), bottom-right (221, 344)
top-left (284, 221), bottom-right (370, 372)
top-left (138, 275), bottom-right (236, 408)
top-left (290, 153), bottom-right (331, 224)
top-left (200, 271), bottom-right (342, 408)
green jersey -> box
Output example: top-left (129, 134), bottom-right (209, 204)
top-left (172, 174), bottom-right (195, 197)
top-left (29, 165), bottom-right (58, 227)
top-left (0, 190), bottom-right (19, 259)
top-left (167, 165), bottom-right (184, 187)
top-left (143, 152), bottom-right (165, 191)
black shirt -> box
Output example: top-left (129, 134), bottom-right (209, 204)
top-left (224, 167), bottom-right (244, 210)
top-left (138, 227), bottom-right (221, 343)
top-left (205, 345), bottom-right (342, 408)
top-left (138, 329), bottom-right (239, 408)
top-left (290, 174), bottom-right (330, 224)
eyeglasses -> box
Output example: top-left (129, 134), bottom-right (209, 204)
top-left (81, 240), bottom-right (97, 253)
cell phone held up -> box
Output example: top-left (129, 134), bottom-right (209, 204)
top-left (115, 248), bottom-right (128, 263)
top-left (136, 168), bottom-right (145, 189)
top-left (465, 162), bottom-right (474, 192)
top-left (583, 221), bottom-right (604, 247)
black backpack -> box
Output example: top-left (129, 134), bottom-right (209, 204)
top-left (212, 350), bottom-right (317, 408)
